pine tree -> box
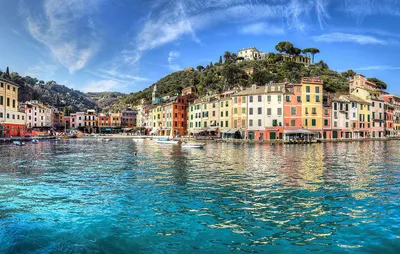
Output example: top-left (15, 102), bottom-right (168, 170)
top-left (209, 61), bottom-right (213, 68)
top-left (219, 56), bottom-right (222, 64)
top-left (5, 66), bottom-right (10, 77)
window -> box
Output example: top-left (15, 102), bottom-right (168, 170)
top-left (220, 121), bottom-right (223, 127)
top-left (379, 103), bottom-right (382, 108)
top-left (315, 87), bottom-right (320, 93)
top-left (297, 96), bottom-right (301, 102)
top-left (249, 108), bottom-right (253, 115)
top-left (0, 96), bottom-right (3, 105)
top-left (7, 98), bottom-right (10, 107)
top-left (258, 107), bottom-right (262, 114)
top-left (306, 86), bottom-right (310, 93)
top-left (221, 112), bottom-right (223, 117)
top-left (242, 97), bottom-right (246, 103)
top-left (316, 96), bottom-right (320, 102)
top-left (291, 107), bottom-right (296, 116)
top-left (234, 97), bottom-right (238, 103)
top-left (346, 122), bottom-right (349, 128)
top-left (312, 108), bottom-right (316, 114)
top-left (305, 107), bottom-right (309, 114)
top-left (306, 95), bottom-right (310, 102)
top-left (267, 95), bottom-right (271, 102)
top-left (234, 120), bottom-right (237, 128)
top-left (212, 111), bottom-right (215, 117)
top-left (242, 108), bottom-right (246, 114)
top-left (291, 120), bottom-right (295, 126)
top-left (258, 95), bottom-right (262, 102)
top-left (225, 111), bottom-right (228, 117)
top-left (267, 108), bottom-right (271, 116)
top-left (258, 119), bottom-right (262, 126)
top-left (225, 121), bottom-right (228, 127)
top-left (286, 95), bottom-right (290, 102)
top-left (372, 102), bottom-right (375, 107)
top-left (312, 119), bottom-right (316, 126)
top-left (277, 108), bottom-right (282, 116)
top-left (249, 96), bottom-right (253, 103)
top-left (324, 119), bottom-right (328, 126)
top-left (234, 108), bottom-right (238, 114)
top-left (278, 95), bottom-right (281, 102)
top-left (334, 121), bottom-right (337, 127)
top-left (242, 119), bottom-right (245, 127)
top-left (249, 120), bottom-right (253, 127)
top-left (272, 120), bottom-right (278, 126)
top-left (360, 104), bottom-right (363, 110)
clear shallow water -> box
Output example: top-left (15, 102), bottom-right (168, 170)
top-left (1, 139), bottom-right (400, 253)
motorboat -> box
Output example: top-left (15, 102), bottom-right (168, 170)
top-left (182, 142), bottom-right (206, 148)
top-left (155, 138), bottom-right (179, 145)
top-left (32, 139), bottom-right (39, 144)
top-left (13, 141), bottom-right (25, 146)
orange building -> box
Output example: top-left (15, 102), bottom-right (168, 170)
top-left (283, 83), bottom-right (302, 130)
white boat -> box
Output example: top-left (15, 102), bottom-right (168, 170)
top-left (13, 141), bottom-right (25, 146)
top-left (32, 139), bottom-right (39, 144)
top-left (182, 142), bottom-right (206, 148)
top-left (155, 138), bottom-right (179, 144)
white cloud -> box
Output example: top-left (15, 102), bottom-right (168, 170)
top-left (342, 0), bottom-right (400, 23)
top-left (25, 0), bottom-right (101, 73)
top-left (87, 69), bottom-right (150, 84)
top-left (11, 29), bottom-right (21, 36)
top-left (82, 80), bottom-right (122, 93)
top-left (353, 65), bottom-right (400, 71)
top-left (312, 32), bottom-right (387, 45)
top-left (24, 61), bottom-right (58, 80)
top-left (239, 22), bottom-right (285, 35)
top-left (122, 0), bottom-right (332, 65)
top-left (168, 51), bottom-right (181, 71)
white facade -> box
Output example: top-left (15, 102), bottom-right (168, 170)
top-left (331, 97), bottom-right (350, 130)
top-left (264, 84), bottom-right (284, 128)
top-left (246, 85), bottom-right (265, 131)
top-left (24, 101), bottom-right (55, 128)
top-left (70, 112), bottom-right (85, 129)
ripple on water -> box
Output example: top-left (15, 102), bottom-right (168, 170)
top-left (0, 140), bottom-right (400, 253)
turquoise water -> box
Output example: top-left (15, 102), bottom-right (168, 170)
top-left (1, 139), bottom-right (400, 253)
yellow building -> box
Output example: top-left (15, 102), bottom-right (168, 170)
top-left (0, 78), bottom-right (27, 137)
top-left (219, 92), bottom-right (234, 133)
top-left (301, 77), bottom-right (323, 137)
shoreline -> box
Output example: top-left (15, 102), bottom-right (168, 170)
top-left (81, 134), bottom-right (399, 144)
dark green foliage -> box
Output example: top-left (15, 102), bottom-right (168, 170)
top-left (341, 69), bottom-right (356, 80)
top-left (367, 77), bottom-right (387, 89)
top-left (219, 56), bottom-right (223, 64)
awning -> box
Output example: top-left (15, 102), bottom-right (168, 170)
top-left (220, 129), bottom-right (230, 133)
top-left (284, 129), bottom-right (316, 134)
top-left (207, 127), bottom-right (218, 132)
top-left (149, 128), bottom-right (160, 134)
top-left (105, 128), bottom-right (111, 131)
top-left (191, 129), bottom-right (207, 134)
top-left (227, 128), bottom-right (240, 134)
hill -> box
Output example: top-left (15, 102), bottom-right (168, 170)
top-left (0, 68), bottom-right (126, 112)
top-left (110, 55), bottom-right (355, 111)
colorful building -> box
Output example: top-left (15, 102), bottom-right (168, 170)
top-left (331, 96), bottom-right (352, 138)
top-left (301, 77), bottom-right (324, 137)
top-left (0, 78), bottom-right (27, 137)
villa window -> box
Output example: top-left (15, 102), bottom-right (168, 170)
top-left (258, 107), bottom-right (262, 114)
top-left (315, 87), bottom-right (320, 93)
top-left (291, 107), bottom-right (296, 116)
top-left (258, 95), bottom-right (262, 102)
top-left (250, 96), bottom-right (253, 103)
top-left (316, 96), bottom-right (320, 102)
top-left (306, 86), bottom-right (310, 93)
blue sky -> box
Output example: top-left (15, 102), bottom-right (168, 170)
top-left (1, 0), bottom-right (400, 94)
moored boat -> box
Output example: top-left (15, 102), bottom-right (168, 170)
top-left (155, 138), bottom-right (179, 144)
top-left (182, 142), bottom-right (206, 148)
top-left (13, 141), bottom-right (25, 146)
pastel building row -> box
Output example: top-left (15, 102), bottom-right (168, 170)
top-left (136, 74), bottom-right (400, 140)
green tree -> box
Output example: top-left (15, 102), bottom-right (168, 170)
top-left (288, 47), bottom-right (301, 56)
top-left (231, 53), bottom-right (238, 62)
top-left (196, 65), bottom-right (205, 72)
top-left (223, 51), bottom-right (232, 64)
top-left (219, 56), bottom-right (223, 64)
top-left (275, 41), bottom-right (294, 55)
top-left (367, 77), bottom-right (387, 89)
top-left (302, 48), bottom-right (320, 63)
top-left (5, 66), bottom-right (10, 77)
top-left (252, 69), bottom-right (274, 85)
top-left (341, 69), bottom-right (356, 80)
top-left (209, 61), bottom-right (213, 68)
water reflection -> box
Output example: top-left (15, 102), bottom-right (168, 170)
top-left (0, 140), bottom-right (400, 253)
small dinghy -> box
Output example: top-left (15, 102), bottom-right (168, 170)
top-left (13, 141), bottom-right (25, 146)
top-left (155, 138), bottom-right (179, 144)
top-left (182, 142), bottom-right (206, 148)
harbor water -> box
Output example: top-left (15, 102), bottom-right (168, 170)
top-left (0, 139), bottom-right (400, 253)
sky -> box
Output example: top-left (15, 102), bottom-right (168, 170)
top-left (1, 0), bottom-right (400, 94)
